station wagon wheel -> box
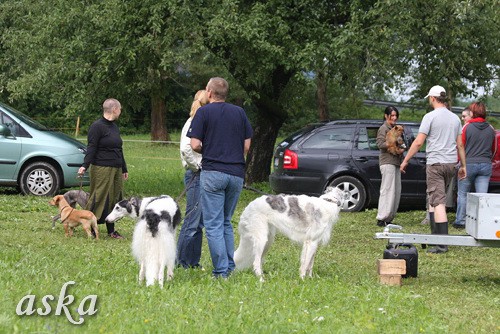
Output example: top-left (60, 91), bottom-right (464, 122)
top-left (19, 161), bottom-right (61, 197)
top-left (328, 176), bottom-right (366, 212)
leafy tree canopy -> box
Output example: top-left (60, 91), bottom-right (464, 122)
top-left (1, 0), bottom-right (499, 183)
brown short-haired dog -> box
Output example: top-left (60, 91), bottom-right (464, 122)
top-left (385, 125), bottom-right (406, 156)
top-left (49, 195), bottom-right (99, 239)
top-left (51, 190), bottom-right (90, 228)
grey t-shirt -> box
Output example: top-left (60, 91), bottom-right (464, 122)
top-left (418, 107), bottom-right (462, 165)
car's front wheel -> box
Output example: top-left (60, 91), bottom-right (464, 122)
top-left (328, 176), bottom-right (366, 212)
top-left (19, 161), bottom-right (61, 196)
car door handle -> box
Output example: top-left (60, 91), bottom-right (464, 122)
top-left (354, 157), bottom-right (368, 162)
top-left (328, 153), bottom-right (339, 161)
top-left (417, 158), bottom-right (426, 164)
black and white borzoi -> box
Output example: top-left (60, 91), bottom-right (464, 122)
top-left (234, 187), bottom-right (344, 281)
top-left (105, 196), bottom-right (181, 287)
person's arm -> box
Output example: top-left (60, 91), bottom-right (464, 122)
top-left (491, 126), bottom-right (497, 161)
top-left (122, 157), bottom-right (128, 179)
top-left (181, 121), bottom-right (201, 171)
top-left (456, 135), bottom-right (467, 180)
top-left (190, 138), bottom-right (202, 153)
top-left (78, 122), bottom-right (99, 175)
top-left (182, 139), bottom-right (200, 171)
top-left (244, 138), bottom-right (251, 155)
top-left (400, 132), bottom-right (426, 173)
top-left (376, 126), bottom-right (388, 149)
top-left (461, 123), bottom-right (468, 149)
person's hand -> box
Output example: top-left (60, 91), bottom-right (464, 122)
top-left (123, 172), bottom-right (129, 180)
top-left (397, 148), bottom-right (405, 155)
top-left (400, 161), bottom-right (408, 174)
top-left (78, 167), bottom-right (86, 175)
top-left (458, 166), bottom-right (466, 180)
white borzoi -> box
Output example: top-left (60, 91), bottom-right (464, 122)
top-left (105, 196), bottom-right (181, 287)
top-left (234, 187), bottom-right (344, 281)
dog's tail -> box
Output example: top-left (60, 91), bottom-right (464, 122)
top-left (91, 216), bottom-right (99, 240)
top-left (234, 209), bottom-right (256, 270)
top-left (234, 222), bottom-right (257, 270)
top-left (234, 238), bottom-right (254, 270)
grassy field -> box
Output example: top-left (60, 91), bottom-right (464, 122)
top-left (1, 134), bottom-right (499, 334)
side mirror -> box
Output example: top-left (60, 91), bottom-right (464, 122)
top-left (0, 124), bottom-right (13, 137)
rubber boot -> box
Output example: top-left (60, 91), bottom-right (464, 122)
top-left (423, 212), bottom-right (436, 249)
top-left (429, 212), bottom-right (436, 234)
top-left (427, 222), bottom-right (448, 254)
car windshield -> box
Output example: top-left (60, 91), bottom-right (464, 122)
top-left (0, 102), bottom-right (48, 131)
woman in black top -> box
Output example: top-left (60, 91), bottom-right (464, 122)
top-left (78, 98), bottom-right (128, 239)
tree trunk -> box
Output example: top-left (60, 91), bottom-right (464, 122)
top-left (317, 69), bottom-right (329, 121)
top-left (236, 66), bottom-right (292, 184)
top-left (245, 112), bottom-right (285, 185)
top-left (150, 95), bottom-right (170, 142)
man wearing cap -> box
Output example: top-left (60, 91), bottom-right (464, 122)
top-left (400, 85), bottom-right (467, 253)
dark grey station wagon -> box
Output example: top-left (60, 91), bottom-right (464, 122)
top-left (269, 120), bottom-right (427, 212)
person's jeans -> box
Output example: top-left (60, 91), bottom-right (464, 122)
top-left (200, 170), bottom-right (243, 278)
top-left (176, 169), bottom-right (203, 268)
top-left (455, 162), bottom-right (492, 225)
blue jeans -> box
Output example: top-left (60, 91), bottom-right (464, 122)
top-left (200, 170), bottom-right (243, 278)
top-left (176, 170), bottom-right (203, 268)
top-left (455, 162), bottom-right (492, 225)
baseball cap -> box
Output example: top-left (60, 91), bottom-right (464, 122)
top-left (424, 85), bottom-right (446, 98)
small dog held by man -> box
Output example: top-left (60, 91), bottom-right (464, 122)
top-left (234, 187), bottom-right (345, 281)
top-left (385, 124), bottom-right (406, 155)
top-left (105, 195), bottom-right (181, 287)
top-left (49, 195), bottom-right (99, 239)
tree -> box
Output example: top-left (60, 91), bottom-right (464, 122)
top-left (2, 0), bottom-right (498, 187)
top-left (0, 0), bottom-right (204, 140)
top-left (197, 0), bottom-right (420, 183)
top-left (375, 0), bottom-right (500, 102)
top-left (196, 1), bottom-right (351, 183)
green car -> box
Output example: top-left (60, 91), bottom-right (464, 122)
top-left (0, 102), bottom-right (89, 196)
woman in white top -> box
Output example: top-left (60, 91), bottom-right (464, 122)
top-left (177, 90), bottom-right (208, 268)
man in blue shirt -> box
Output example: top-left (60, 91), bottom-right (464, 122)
top-left (189, 77), bottom-right (253, 278)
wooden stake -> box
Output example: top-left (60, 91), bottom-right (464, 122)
top-left (75, 116), bottom-right (80, 137)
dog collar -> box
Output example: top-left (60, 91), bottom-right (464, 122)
top-left (60, 205), bottom-right (75, 224)
top-left (322, 198), bottom-right (339, 205)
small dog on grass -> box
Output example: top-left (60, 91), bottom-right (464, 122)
top-left (234, 187), bottom-right (344, 281)
top-left (51, 190), bottom-right (89, 228)
top-left (49, 195), bottom-right (99, 239)
top-left (105, 196), bottom-right (181, 287)
top-left (385, 125), bottom-right (406, 155)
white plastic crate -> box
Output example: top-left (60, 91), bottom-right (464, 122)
top-left (466, 193), bottom-right (500, 240)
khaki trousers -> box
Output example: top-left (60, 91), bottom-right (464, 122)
top-left (376, 164), bottom-right (401, 222)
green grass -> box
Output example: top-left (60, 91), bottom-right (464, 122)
top-left (1, 136), bottom-right (500, 333)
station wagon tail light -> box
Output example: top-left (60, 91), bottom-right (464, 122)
top-left (283, 149), bottom-right (298, 169)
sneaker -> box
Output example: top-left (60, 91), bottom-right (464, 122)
top-left (178, 263), bottom-right (204, 270)
top-left (211, 274), bottom-right (228, 281)
top-left (192, 264), bottom-right (204, 271)
top-left (108, 231), bottom-right (124, 239)
top-left (452, 223), bottom-right (465, 229)
top-left (376, 220), bottom-right (387, 227)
